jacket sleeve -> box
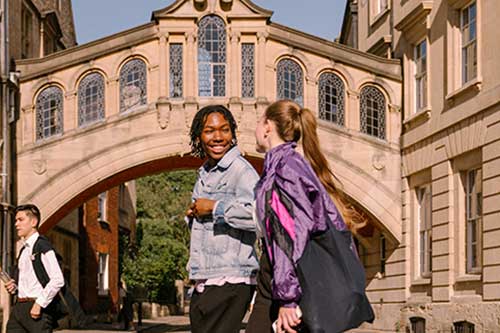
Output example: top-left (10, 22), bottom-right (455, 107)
top-left (213, 166), bottom-right (259, 231)
top-left (267, 163), bottom-right (325, 307)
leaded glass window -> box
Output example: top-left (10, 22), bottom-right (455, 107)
top-left (198, 15), bottom-right (226, 97)
top-left (36, 86), bottom-right (63, 140)
top-left (319, 72), bottom-right (345, 126)
top-left (170, 43), bottom-right (183, 98)
top-left (241, 43), bottom-right (255, 98)
top-left (120, 58), bottom-right (147, 112)
top-left (277, 59), bottom-right (303, 106)
top-left (78, 72), bottom-right (105, 126)
top-left (360, 86), bottom-right (386, 139)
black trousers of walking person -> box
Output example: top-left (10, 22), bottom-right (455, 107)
top-left (190, 282), bottom-right (254, 333)
top-left (245, 249), bottom-right (279, 333)
top-left (246, 246), bottom-right (309, 333)
top-left (7, 300), bottom-right (55, 333)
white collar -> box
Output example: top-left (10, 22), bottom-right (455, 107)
top-left (23, 232), bottom-right (39, 248)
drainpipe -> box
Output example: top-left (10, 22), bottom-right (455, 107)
top-left (1, 0), bottom-right (12, 274)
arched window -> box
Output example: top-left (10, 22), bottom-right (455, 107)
top-left (198, 15), bottom-right (226, 97)
top-left (78, 72), bottom-right (105, 126)
top-left (454, 321), bottom-right (475, 333)
top-left (120, 58), bottom-right (147, 112)
top-left (410, 317), bottom-right (425, 333)
top-left (318, 72), bottom-right (345, 126)
top-left (277, 59), bottom-right (303, 106)
top-left (360, 86), bottom-right (386, 140)
top-left (36, 86), bottom-right (63, 140)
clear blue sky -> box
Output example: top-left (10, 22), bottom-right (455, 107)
top-left (72, 0), bottom-right (346, 45)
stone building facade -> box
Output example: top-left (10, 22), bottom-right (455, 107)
top-left (13, 0), bottom-right (403, 330)
top-left (341, 0), bottom-right (500, 332)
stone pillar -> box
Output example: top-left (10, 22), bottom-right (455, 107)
top-left (107, 77), bottom-right (119, 117)
top-left (430, 151), bottom-right (454, 302)
top-left (185, 31), bottom-right (197, 102)
top-left (64, 91), bottom-right (77, 131)
top-left (158, 33), bottom-right (169, 98)
top-left (229, 31), bottom-right (240, 102)
top-left (256, 31), bottom-right (268, 104)
top-left (346, 89), bottom-right (360, 132)
top-left (482, 114), bottom-right (500, 301)
top-left (21, 105), bottom-right (34, 145)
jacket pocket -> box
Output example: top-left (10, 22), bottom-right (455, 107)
top-left (202, 222), bottom-right (229, 255)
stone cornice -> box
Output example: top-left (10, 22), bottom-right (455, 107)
top-left (395, 1), bottom-right (433, 32)
top-left (16, 22), bottom-right (157, 82)
top-left (268, 23), bottom-right (401, 81)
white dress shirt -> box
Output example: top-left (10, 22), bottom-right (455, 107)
top-left (18, 232), bottom-right (65, 308)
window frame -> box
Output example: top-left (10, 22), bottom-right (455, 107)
top-left (465, 168), bottom-right (482, 274)
top-left (318, 72), bottom-right (345, 126)
top-left (35, 86), bottom-right (64, 141)
top-left (119, 58), bottom-right (148, 113)
top-left (241, 43), bottom-right (255, 98)
top-left (97, 252), bottom-right (109, 296)
top-left (416, 184), bottom-right (432, 278)
top-left (78, 72), bottom-right (105, 127)
top-left (197, 15), bottom-right (227, 98)
top-left (414, 39), bottom-right (428, 112)
top-left (97, 192), bottom-right (107, 222)
top-left (460, 2), bottom-right (477, 85)
top-left (276, 58), bottom-right (304, 106)
top-left (360, 85), bottom-right (386, 140)
top-left (169, 43), bottom-right (184, 98)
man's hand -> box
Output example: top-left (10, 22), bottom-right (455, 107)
top-left (187, 198), bottom-right (216, 219)
top-left (30, 302), bottom-right (42, 320)
top-left (277, 306), bottom-right (301, 333)
top-left (4, 279), bottom-right (17, 294)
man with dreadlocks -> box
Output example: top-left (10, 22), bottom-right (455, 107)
top-left (186, 105), bottom-right (259, 333)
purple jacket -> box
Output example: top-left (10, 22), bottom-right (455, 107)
top-left (255, 142), bottom-right (348, 307)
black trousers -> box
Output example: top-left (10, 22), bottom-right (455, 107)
top-left (246, 250), bottom-right (279, 333)
top-left (189, 283), bottom-right (254, 333)
top-left (7, 301), bottom-right (54, 333)
top-left (246, 250), bottom-right (309, 333)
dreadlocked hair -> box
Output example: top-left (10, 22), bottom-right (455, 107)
top-left (189, 105), bottom-right (238, 158)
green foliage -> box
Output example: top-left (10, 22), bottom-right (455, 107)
top-left (122, 170), bottom-right (197, 304)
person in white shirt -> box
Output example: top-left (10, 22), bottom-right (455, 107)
top-left (4, 204), bottom-right (65, 332)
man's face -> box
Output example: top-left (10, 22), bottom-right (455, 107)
top-left (200, 112), bottom-right (234, 164)
top-left (15, 211), bottom-right (37, 239)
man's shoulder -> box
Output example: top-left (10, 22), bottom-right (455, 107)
top-left (33, 235), bottom-right (55, 254)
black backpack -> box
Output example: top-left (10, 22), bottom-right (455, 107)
top-left (27, 236), bottom-right (87, 328)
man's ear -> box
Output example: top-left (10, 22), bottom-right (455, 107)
top-left (30, 217), bottom-right (38, 229)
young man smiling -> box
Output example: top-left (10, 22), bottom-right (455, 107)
top-left (4, 204), bottom-right (65, 332)
top-left (186, 105), bottom-right (259, 333)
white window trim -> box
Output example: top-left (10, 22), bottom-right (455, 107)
top-left (98, 192), bottom-right (107, 222)
top-left (414, 38), bottom-right (428, 114)
top-left (97, 252), bottom-right (109, 296)
top-left (416, 184), bottom-right (432, 279)
top-left (446, 0), bottom-right (482, 99)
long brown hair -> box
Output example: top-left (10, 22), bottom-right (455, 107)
top-left (265, 100), bottom-right (359, 229)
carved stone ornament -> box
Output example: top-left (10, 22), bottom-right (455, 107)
top-left (156, 99), bottom-right (171, 130)
top-left (33, 160), bottom-right (47, 175)
top-left (372, 153), bottom-right (386, 171)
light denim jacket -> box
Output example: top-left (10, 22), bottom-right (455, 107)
top-left (188, 146), bottom-right (260, 279)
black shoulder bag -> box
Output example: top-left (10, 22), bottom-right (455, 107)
top-left (296, 215), bottom-right (375, 333)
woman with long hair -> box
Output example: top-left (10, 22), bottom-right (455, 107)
top-left (246, 100), bottom-right (359, 333)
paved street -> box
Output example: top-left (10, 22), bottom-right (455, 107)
top-left (58, 315), bottom-right (248, 333)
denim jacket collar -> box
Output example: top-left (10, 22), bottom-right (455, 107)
top-left (201, 145), bottom-right (241, 173)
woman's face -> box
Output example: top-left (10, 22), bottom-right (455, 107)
top-left (255, 115), bottom-right (270, 153)
top-left (200, 112), bottom-right (234, 164)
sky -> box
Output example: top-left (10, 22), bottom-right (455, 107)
top-left (72, 0), bottom-right (346, 45)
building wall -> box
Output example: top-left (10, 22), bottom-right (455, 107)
top-left (9, 0), bottom-right (76, 60)
top-left (79, 187), bottom-right (120, 315)
top-left (341, 0), bottom-right (500, 331)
